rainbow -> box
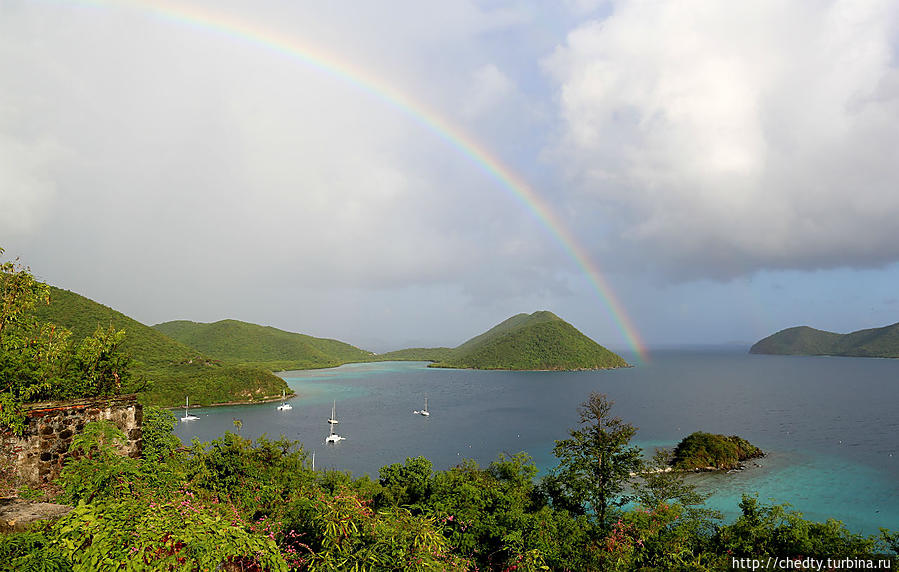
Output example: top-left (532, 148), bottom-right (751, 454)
top-left (75, 0), bottom-right (650, 363)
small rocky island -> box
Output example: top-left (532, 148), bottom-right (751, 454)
top-left (671, 431), bottom-right (764, 471)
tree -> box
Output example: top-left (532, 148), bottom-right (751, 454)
top-left (377, 456), bottom-right (433, 509)
top-left (0, 247), bottom-right (132, 434)
top-left (0, 248), bottom-right (64, 433)
top-left (550, 392), bottom-right (642, 532)
top-left (634, 448), bottom-right (708, 511)
top-left (70, 324), bottom-right (130, 397)
top-left (0, 247), bottom-right (50, 346)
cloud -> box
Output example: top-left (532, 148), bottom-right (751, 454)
top-left (544, 0), bottom-right (899, 279)
top-left (461, 64), bottom-right (515, 119)
top-left (0, 134), bottom-right (61, 235)
top-left (0, 0), bottom-right (570, 332)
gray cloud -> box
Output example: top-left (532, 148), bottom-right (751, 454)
top-left (544, 0), bottom-right (899, 279)
top-left (0, 1), bottom-right (579, 344)
top-left (4, 0), bottom-right (898, 351)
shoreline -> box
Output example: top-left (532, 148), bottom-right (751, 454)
top-left (164, 392), bottom-right (298, 411)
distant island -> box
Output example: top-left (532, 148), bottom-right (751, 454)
top-left (421, 311), bottom-right (628, 370)
top-left (671, 432), bottom-right (764, 471)
top-left (750, 322), bottom-right (899, 358)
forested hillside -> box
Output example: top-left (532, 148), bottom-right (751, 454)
top-left (153, 319), bottom-right (374, 371)
top-left (750, 323), bottom-right (899, 357)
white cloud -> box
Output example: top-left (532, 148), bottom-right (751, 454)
top-left (545, 0), bottom-right (899, 278)
top-left (461, 64), bottom-right (515, 119)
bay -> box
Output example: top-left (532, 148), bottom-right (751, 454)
top-left (173, 349), bottom-right (899, 535)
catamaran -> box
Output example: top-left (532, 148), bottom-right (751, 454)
top-left (414, 396), bottom-right (430, 417)
top-left (181, 396), bottom-right (199, 421)
top-left (276, 390), bottom-right (292, 411)
top-left (325, 400), bottom-right (344, 443)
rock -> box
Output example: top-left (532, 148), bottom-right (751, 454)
top-left (0, 499), bottom-right (73, 533)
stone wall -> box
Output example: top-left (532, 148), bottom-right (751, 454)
top-left (1, 394), bottom-right (142, 486)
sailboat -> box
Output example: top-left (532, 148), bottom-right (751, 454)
top-left (181, 396), bottom-right (199, 421)
top-left (325, 400), bottom-right (344, 443)
top-left (276, 390), bottom-right (292, 411)
top-left (414, 396), bottom-right (430, 417)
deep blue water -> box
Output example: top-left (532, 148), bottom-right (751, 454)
top-left (174, 349), bottom-right (899, 535)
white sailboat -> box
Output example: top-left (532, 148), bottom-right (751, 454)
top-left (414, 396), bottom-right (430, 417)
top-left (325, 400), bottom-right (344, 443)
top-left (276, 390), bottom-right (292, 411)
top-left (181, 396), bottom-right (199, 421)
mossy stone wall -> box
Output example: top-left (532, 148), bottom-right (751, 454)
top-left (1, 394), bottom-right (142, 486)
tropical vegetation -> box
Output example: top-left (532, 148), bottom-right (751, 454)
top-left (671, 432), bottom-right (764, 471)
top-left (368, 347), bottom-right (454, 362)
top-left (3, 246), bottom-right (897, 569)
top-left (750, 322), bottom-right (899, 358)
top-left (1, 253), bottom-right (140, 433)
top-left (25, 285), bottom-right (289, 409)
top-left (153, 319), bottom-right (374, 371)
top-left (429, 311), bottom-right (629, 370)
top-left (1, 393), bottom-right (895, 571)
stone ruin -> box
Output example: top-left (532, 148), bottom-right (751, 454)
top-left (1, 394), bottom-right (142, 486)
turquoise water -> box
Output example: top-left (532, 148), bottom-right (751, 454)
top-left (174, 350), bottom-right (899, 535)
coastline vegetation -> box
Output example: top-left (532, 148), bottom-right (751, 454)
top-left (7, 258), bottom-right (626, 415)
top-left (1, 393), bottom-right (895, 571)
top-left (4, 247), bottom-right (897, 569)
top-left (1, 254), bottom-right (140, 433)
top-left (429, 311), bottom-right (629, 370)
top-left (671, 432), bottom-right (764, 471)
top-left (750, 322), bottom-right (899, 358)
top-left (368, 347), bottom-right (454, 362)
top-left (152, 319), bottom-right (375, 371)
top-left (26, 286), bottom-right (290, 409)
top-left (1, 250), bottom-right (287, 412)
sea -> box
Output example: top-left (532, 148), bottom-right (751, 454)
top-left (173, 348), bottom-right (899, 535)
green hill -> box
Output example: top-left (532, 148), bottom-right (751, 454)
top-left (31, 287), bottom-right (200, 369)
top-left (430, 311), bottom-right (629, 370)
top-left (750, 322), bottom-right (899, 357)
top-left (152, 319), bottom-right (374, 371)
top-left (29, 287), bottom-right (288, 407)
top-left (369, 347), bottom-right (454, 362)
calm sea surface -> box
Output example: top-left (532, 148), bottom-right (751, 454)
top-left (174, 349), bottom-right (899, 535)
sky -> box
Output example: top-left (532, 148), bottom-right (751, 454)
top-left (2, 0), bottom-right (899, 356)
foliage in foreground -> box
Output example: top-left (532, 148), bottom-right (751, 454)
top-left (1, 253), bottom-right (137, 434)
top-left (2, 398), bottom-right (895, 571)
top-left (0, 247), bottom-right (290, 413)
